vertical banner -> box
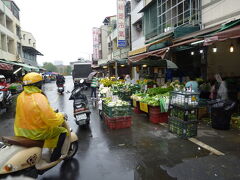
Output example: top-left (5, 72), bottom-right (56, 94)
top-left (117, 0), bottom-right (126, 48)
top-left (92, 27), bottom-right (100, 60)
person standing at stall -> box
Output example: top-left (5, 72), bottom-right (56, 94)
top-left (185, 76), bottom-right (199, 92)
top-left (90, 74), bottom-right (98, 99)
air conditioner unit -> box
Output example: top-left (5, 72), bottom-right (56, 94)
top-left (136, 23), bottom-right (142, 31)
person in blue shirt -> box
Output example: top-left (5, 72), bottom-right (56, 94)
top-left (185, 76), bottom-right (199, 92)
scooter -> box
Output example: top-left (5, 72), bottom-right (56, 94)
top-left (69, 79), bottom-right (91, 126)
top-left (0, 117), bottom-right (78, 179)
top-left (0, 86), bottom-right (12, 110)
top-left (57, 83), bottom-right (64, 95)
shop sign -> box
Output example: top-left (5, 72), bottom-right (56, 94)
top-left (117, 0), bottom-right (126, 48)
top-left (92, 28), bottom-right (100, 60)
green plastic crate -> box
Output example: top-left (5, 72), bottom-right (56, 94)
top-left (168, 117), bottom-right (198, 139)
top-left (102, 102), bottom-right (132, 117)
top-left (169, 107), bottom-right (197, 121)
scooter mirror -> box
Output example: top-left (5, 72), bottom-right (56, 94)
top-left (80, 79), bottom-right (84, 83)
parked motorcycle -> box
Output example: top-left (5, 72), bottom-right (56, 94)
top-left (0, 117), bottom-right (78, 179)
top-left (0, 86), bottom-right (12, 110)
top-left (57, 83), bottom-right (64, 94)
top-left (69, 79), bottom-right (91, 126)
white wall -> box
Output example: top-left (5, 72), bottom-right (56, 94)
top-left (131, 0), bottom-right (145, 51)
top-left (202, 0), bottom-right (240, 28)
top-left (21, 31), bottom-right (36, 48)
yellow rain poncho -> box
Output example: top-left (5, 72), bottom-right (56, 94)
top-left (14, 86), bottom-right (67, 148)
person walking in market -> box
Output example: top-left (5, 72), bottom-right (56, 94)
top-left (90, 73), bottom-right (98, 99)
top-left (14, 72), bottom-right (68, 162)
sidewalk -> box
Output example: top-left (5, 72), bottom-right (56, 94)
top-left (133, 111), bottom-right (240, 180)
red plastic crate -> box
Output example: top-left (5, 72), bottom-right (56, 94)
top-left (104, 113), bottom-right (132, 129)
top-left (133, 107), bottom-right (143, 114)
top-left (149, 112), bottom-right (168, 124)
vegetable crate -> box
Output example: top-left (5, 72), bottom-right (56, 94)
top-left (149, 112), bottom-right (168, 124)
top-left (102, 103), bottom-right (132, 117)
top-left (168, 117), bottom-right (198, 139)
top-left (148, 106), bottom-right (168, 123)
top-left (104, 113), bottom-right (132, 129)
top-left (118, 91), bottom-right (132, 102)
top-left (169, 106), bottom-right (197, 121)
top-left (169, 91), bottom-right (200, 109)
top-left (231, 115), bottom-right (240, 129)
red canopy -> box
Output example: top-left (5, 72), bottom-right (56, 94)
top-left (204, 24), bottom-right (240, 46)
top-left (0, 63), bottom-right (13, 71)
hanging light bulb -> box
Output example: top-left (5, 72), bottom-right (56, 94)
top-left (230, 43), bottom-right (234, 53)
top-left (213, 45), bottom-right (217, 53)
top-left (142, 64), bottom-right (147, 68)
top-left (191, 51), bottom-right (194, 55)
top-left (200, 49), bottom-right (203, 54)
top-left (120, 64), bottom-right (125, 67)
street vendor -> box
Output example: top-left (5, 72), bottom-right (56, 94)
top-left (185, 76), bottom-right (199, 92)
top-left (124, 74), bottom-right (131, 84)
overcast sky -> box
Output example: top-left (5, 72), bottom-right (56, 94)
top-left (13, 0), bottom-right (117, 65)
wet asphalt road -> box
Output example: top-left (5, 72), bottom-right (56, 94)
top-left (1, 76), bottom-right (240, 180)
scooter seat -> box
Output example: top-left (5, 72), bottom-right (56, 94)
top-left (1, 136), bottom-right (44, 148)
top-left (74, 99), bottom-right (86, 105)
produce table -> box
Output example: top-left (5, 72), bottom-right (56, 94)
top-left (102, 100), bottom-right (132, 130)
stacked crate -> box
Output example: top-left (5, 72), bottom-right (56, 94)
top-left (168, 91), bottom-right (199, 138)
top-left (102, 102), bottom-right (132, 129)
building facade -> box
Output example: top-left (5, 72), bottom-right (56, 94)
top-left (0, 0), bottom-right (21, 62)
top-left (21, 30), bottom-right (43, 67)
top-left (131, 0), bottom-right (145, 51)
top-left (128, 0), bottom-right (240, 81)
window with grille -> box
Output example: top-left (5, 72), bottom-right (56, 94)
top-left (144, 0), bottom-right (201, 40)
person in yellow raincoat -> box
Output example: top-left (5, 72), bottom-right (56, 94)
top-left (14, 72), bottom-right (67, 162)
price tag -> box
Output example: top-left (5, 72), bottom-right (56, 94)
top-left (140, 102), bottom-right (148, 113)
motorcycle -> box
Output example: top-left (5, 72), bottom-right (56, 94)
top-left (0, 117), bottom-right (78, 179)
top-left (69, 79), bottom-right (91, 126)
top-left (0, 86), bottom-right (12, 110)
top-left (57, 83), bottom-right (64, 94)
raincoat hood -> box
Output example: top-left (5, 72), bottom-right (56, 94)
top-left (24, 86), bottom-right (42, 94)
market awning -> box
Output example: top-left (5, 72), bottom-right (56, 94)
top-left (128, 34), bottom-right (172, 56)
top-left (204, 24), bottom-right (240, 45)
top-left (128, 48), bottom-right (169, 63)
top-left (0, 60), bottom-right (13, 71)
top-left (22, 46), bottom-right (43, 56)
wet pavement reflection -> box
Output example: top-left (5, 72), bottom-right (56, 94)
top-left (0, 77), bottom-right (213, 180)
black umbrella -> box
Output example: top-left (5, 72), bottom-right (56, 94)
top-left (87, 71), bottom-right (97, 80)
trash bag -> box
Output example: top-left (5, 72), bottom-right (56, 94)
top-left (209, 99), bottom-right (235, 130)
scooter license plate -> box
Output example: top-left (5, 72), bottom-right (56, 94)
top-left (77, 113), bottom-right (87, 120)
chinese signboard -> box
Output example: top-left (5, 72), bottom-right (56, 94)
top-left (92, 28), bottom-right (100, 60)
top-left (117, 0), bottom-right (126, 48)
